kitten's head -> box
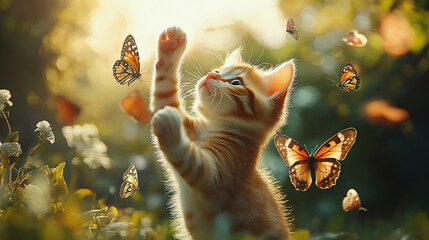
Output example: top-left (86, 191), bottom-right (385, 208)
top-left (195, 48), bottom-right (295, 129)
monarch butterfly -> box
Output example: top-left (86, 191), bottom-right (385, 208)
top-left (120, 90), bottom-right (152, 124)
top-left (337, 63), bottom-right (360, 92)
top-left (119, 163), bottom-right (139, 198)
top-left (342, 189), bottom-right (367, 212)
top-left (113, 35), bottom-right (141, 86)
top-left (275, 128), bottom-right (357, 191)
top-left (286, 18), bottom-right (299, 40)
top-left (342, 30), bottom-right (367, 47)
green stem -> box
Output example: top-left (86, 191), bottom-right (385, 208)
top-left (1, 110), bottom-right (11, 134)
top-left (24, 138), bottom-right (43, 167)
top-left (0, 165), bottom-right (4, 186)
top-left (8, 164), bottom-right (13, 184)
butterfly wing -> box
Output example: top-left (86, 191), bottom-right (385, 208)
top-left (119, 181), bottom-right (138, 199)
top-left (286, 18), bottom-right (295, 29)
top-left (342, 189), bottom-right (361, 212)
top-left (56, 96), bottom-right (81, 124)
top-left (120, 163), bottom-right (139, 199)
top-left (286, 18), bottom-right (299, 40)
top-left (120, 90), bottom-right (152, 123)
top-left (313, 128), bottom-right (357, 189)
top-left (113, 60), bottom-right (140, 85)
top-left (286, 28), bottom-right (299, 40)
top-left (338, 63), bottom-right (360, 92)
top-left (113, 34), bottom-right (141, 86)
top-left (343, 30), bottom-right (367, 47)
top-left (275, 135), bottom-right (312, 191)
top-left (121, 35), bottom-right (140, 72)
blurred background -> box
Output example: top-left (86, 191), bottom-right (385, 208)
top-left (1, 0), bottom-right (429, 239)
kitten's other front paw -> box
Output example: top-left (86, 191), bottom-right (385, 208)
top-left (156, 26), bottom-right (187, 70)
top-left (151, 106), bottom-right (183, 147)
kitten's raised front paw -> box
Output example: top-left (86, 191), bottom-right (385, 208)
top-left (156, 26), bottom-right (187, 70)
top-left (151, 106), bottom-right (183, 147)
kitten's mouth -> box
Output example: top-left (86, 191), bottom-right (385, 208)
top-left (199, 78), bottom-right (212, 91)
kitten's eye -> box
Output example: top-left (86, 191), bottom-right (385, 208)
top-left (214, 70), bottom-right (220, 73)
top-left (229, 78), bottom-right (242, 86)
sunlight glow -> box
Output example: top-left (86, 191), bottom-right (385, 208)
top-left (89, 0), bottom-right (288, 62)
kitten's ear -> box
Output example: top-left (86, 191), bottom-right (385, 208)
top-left (265, 60), bottom-right (295, 97)
top-left (224, 47), bottom-right (243, 66)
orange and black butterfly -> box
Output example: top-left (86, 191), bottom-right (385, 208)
top-left (286, 18), bottom-right (299, 40)
top-left (120, 163), bottom-right (139, 199)
top-left (275, 128), bottom-right (357, 191)
top-left (113, 35), bottom-right (141, 86)
top-left (337, 63), bottom-right (360, 92)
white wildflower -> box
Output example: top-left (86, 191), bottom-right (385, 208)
top-left (0, 89), bottom-right (13, 111)
top-left (24, 180), bottom-right (51, 215)
top-left (1, 142), bottom-right (22, 158)
top-left (104, 221), bottom-right (129, 237)
top-left (62, 124), bottom-right (111, 169)
top-left (35, 120), bottom-right (55, 144)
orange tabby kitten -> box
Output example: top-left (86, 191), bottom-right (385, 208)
top-left (150, 26), bottom-right (295, 239)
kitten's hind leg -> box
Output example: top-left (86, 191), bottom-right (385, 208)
top-left (152, 26), bottom-right (187, 113)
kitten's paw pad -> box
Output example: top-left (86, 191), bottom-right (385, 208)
top-left (151, 106), bottom-right (182, 145)
top-left (158, 26), bottom-right (187, 56)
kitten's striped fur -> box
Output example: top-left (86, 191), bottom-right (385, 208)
top-left (150, 26), bottom-right (295, 239)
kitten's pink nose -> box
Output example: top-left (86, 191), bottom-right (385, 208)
top-left (206, 72), bottom-right (220, 80)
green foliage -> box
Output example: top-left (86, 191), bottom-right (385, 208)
top-left (0, 96), bottom-right (170, 240)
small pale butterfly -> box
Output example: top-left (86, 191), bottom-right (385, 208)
top-left (342, 30), bottom-right (367, 47)
top-left (113, 35), bottom-right (141, 86)
top-left (286, 18), bottom-right (299, 40)
top-left (337, 63), bottom-right (360, 92)
top-left (275, 128), bottom-right (357, 191)
top-left (342, 189), bottom-right (367, 212)
top-left (119, 163), bottom-right (139, 199)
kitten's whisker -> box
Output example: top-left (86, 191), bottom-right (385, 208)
top-left (219, 87), bottom-right (235, 104)
top-left (244, 33), bottom-right (253, 64)
top-left (191, 62), bottom-right (204, 78)
top-left (184, 69), bottom-right (203, 81)
top-left (183, 71), bottom-right (200, 81)
top-left (182, 87), bottom-right (196, 100)
top-left (206, 49), bottom-right (224, 64)
top-left (220, 88), bottom-right (242, 98)
top-left (215, 89), bottom-right (223, 109)
top-left (250, 40), bottom-right (265, 66)
top-left (196, 62), bottom-right (205, 76)
top-left (214, 49), bottom-right (224, 63)
top-left (257, 62), bottom-right (271, 69)
top-left (180, 86), bottom-right (195, 98)
top-left (180, 82), bottom-right (196, 92)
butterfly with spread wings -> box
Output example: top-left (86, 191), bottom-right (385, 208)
top-left (120, 163), bottom-right (139, 198)
top-left (113, 35), bottom-right (141, 86)
top-left (337, 63), bottom-right (361, 92)
top-left (275, 128), bottom-right (357, 191)
top-left (286, 18), bottom-right (299, 40)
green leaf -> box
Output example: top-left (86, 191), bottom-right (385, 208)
top-left (5, 131), bottom-right (19, 143)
